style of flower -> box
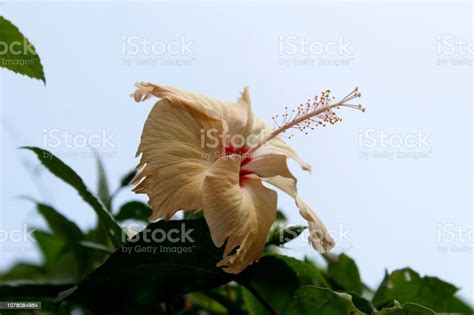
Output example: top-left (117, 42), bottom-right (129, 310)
top-left (131, 83), bottom-right (363, 273)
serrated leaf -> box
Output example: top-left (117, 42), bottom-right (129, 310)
top-left (372, 268), bottom-right (472, 313)
top-left (0, 16), bottom-right (45, 83)
top-left (22, 147), bottom-right (122, 248)
top-left (59, 218), bottom-right (231, 314)
top-left (114, 200), bottom-right (151, 222)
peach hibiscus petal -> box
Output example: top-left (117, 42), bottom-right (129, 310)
top-left (202, 155), bottom-right (277, 274)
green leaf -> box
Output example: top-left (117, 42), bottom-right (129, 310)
top-left (378, 302), bottom-right (436, 314)
top-left (288, 286), bottom-right (364, 315)
top-left (22, 147), bottom-right (122, 248)
top-left (324, 253), bottom-right (363, 295)
top-left (350, 292), bottom-right (375, 314)
top-left (275, 209), bottom-right (287, 222)
top-left (266, 225), bottom-right (306, 247)
top-left (32, 230), bottom-right (65, 268)
top-left (114, 201), bottom-right (152, 222)
top-left (119, 169), bottom-right (137, 188)
top-left (60, 218), bottom-right (231, 314)
top-left (35, 203), bottom-right (83, 242)
top-left (372, 268), bottom-right (472, 313)
top-left (240, 255), bottom-right (300, 315)
top-left (0, 17), bottom-right (45, 83)
top-left (0, 282), bottom-right (73, 298)
top-left (96, 156), bottom-right (111, 211)
top-left (0, 263), bottom-right (46, 282)
top-left (272, 254), bottom-right (329, 287)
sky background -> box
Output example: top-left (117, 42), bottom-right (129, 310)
top-left (1, 1), bottom-right (472, 303)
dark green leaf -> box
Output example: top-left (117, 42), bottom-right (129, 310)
top-left (272, 254), bottom-right (329, 287)
top-left (115, 201), bottom-right (152, 222)
top-left (275, 209), bottom-right (287, 222)
top-left (287, 286), bottom-right (364, 315)
top-left (266, 225), bottom-right (306, 247)
top-left (60, 218), bottom-right (231, 314)
top-left (240, 255), bottom-right (300, 315)
top-left (0, 263), bottom-right (46, 282)
top-left (119, 169), bottom-right (137, 188)
top-left (325, 253), bottom-right (363, 295)
top-left (35, 203), bottom-right (83, 242)
top-left (22, 147), bottom-right (122, 248)
top-left (372, 268), bottom-right (472, 313)
top-left (350, 292), bottom-right (375, 314)
top-left (0, 282), bottom-right (73, 298)
top-left (0, 17), bottom-right (45, 83)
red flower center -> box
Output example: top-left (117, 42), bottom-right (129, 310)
top-left (224, 145), bottom-right (253, 187)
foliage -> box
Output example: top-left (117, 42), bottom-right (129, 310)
top-left (0, 16), bottom-right (46, 83)
top-left (0, 147), bottom-right (471, 315)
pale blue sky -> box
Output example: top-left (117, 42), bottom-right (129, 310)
top-left (1, 1), bottom-right (472, 302)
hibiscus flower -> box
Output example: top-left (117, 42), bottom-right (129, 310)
top-left (131, 83), bottom-right (363, 274)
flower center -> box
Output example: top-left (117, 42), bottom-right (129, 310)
top-left (224, 144), bottom-right (253, 187)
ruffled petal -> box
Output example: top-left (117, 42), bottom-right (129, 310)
top-left (264, 175), bottom-right (335, 252)
top-left (133, 98), bottom-right (224, 220)
top-left (133, 82), bottom-right (254, 137)
top-left (202, 155), bottom-right (277, 274)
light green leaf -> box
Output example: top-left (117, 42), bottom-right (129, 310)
top-left (324, 253), bottom-right (364, 295)
top-left (22, 147), bottom-right (123, 248)
top-left (0, 16), bottom-right (45, 83)
top-left (96, 156), bottom-right (111, 211)
top-left (378, 301), bottom-right (435, 314)
top-left (372, 268), bottom-right (472, 313)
